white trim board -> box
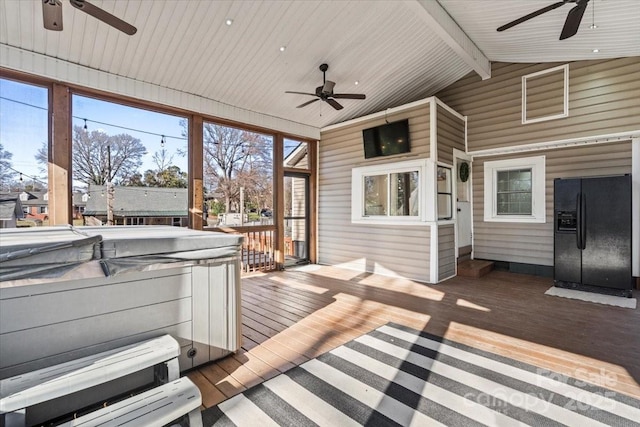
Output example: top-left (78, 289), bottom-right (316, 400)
top-left (322, 98), bottom-right (433, 132)
top-left (633, 138), bottom-right (639, 277)
top-left (321, 96), bottom-right (464, 133)
top-left (469, 131), bottom-right (640, 158)
top-left (521, 64), bottom-right (569, 125)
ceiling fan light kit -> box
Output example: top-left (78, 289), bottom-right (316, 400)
top-left (42, 0), bottom-right (137, 35)
top-left (497, 0), bottom-right (590, 40)
top-left (285, 63), bottom-right (366, 111)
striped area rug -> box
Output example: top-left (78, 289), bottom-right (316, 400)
top-left (202, 323), bottom-right (640, 426)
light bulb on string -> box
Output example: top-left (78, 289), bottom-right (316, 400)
top-left (83, 119), bottom-right (88, 131)
top-left (19, 173), bottom-right (23, 182)
top-left (144, 190), bottom-right (148, 197)
top-left (590, 0), bottom-right (597, 29)
top-left (161, 135), bottom-right (165, 148)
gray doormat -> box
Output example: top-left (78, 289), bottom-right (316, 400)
top-left (545, 286), bottom-right (637, 309)
top-left (202, 323), bottom-right (640, 426)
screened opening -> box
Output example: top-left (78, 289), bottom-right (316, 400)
top-left (283, 139), bottom-right (309, 170)
top-left (202, 122), bottom-right (274, 227)
top-left (70, 95), bottom-right (188, 226)
top-left (0, 78), bottom-right (49, 226)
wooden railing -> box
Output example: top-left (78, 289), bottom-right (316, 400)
top-left (206, 225), bottom-right (277, 273)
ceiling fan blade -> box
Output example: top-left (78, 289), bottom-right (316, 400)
top-left (296, 98), bottom-right (320, 109)
top-left (322, 80), bottom-right (335, 94)
top-left (332, 93), bottom-right (366, 100)
top-left (559, 0), bottom-right (588, 40)
top-left (497, 1), bottom-right (566, 32)
top-left (285, 91), bottom-right (317, 96)
top-left (69, 0), bottom-right (137, 35)
top-left (42, 0), bottom-right (63, 31)
top-left (326, 98), bottom-right (344, 110)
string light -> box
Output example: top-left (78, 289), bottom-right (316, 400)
top-left (161, 135), bottom-right (165, 148)
top-left (19, 173), bottom-right (23, 182)
top-left (0, 96), bottom-right (187, 143)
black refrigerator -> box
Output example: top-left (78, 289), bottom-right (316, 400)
top-left (554, 174), bottom-right (633, 297)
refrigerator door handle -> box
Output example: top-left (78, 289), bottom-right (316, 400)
top-left (580, 192), bottom-right (587, 249)
top-left (576, 192), bottom-right (582, 250)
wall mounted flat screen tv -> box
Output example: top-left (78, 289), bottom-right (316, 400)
top-left (362, 119), bottom-right (410, 159)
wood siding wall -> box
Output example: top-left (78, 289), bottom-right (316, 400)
top-left (318, 105), bottom-right (432, 282)
top-left (436, 58), bottom-right (640, 151)
top-left (472, 141), bottom-right (632, 266)
top-left (438, 224), bottom-right (455, 280)
top-left (436, 105), bottom-right (465, 165)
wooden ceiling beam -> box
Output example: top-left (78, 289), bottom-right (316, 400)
top-left (408, 0), bottom-right (491, 80)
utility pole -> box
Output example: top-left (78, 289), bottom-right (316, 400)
top-left (240, 186), bottom-right (244, 226)
top-left (107, 144), bottom-right (114, 226)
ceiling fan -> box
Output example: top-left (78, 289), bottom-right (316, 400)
top-left (286, 63), bottom-right (366, 111)
top-left (42, 0), bottom-right (137, 35)
top-left (497, 0), bottom-right (590, 40)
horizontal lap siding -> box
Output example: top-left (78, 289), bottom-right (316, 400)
top-left (471, 141), bottom-right (632, 266)
top-left (319, 106), bottom-right (431, 282)
top-left (436, 105), bottom-right (465, 165)
top-left (436, 58), bottom-right (640, 151)
top-left (438, 224), bottom-right (455, 280)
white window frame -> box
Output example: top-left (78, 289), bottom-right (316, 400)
top-left (484, 155), bottom-right (546, 223)
top-left (352, 159), bottom-right (429, 225)
top-left (522, 64), bottom-right (569, 124)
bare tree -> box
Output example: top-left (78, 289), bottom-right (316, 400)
top-left (203, 124), bottom-right (273, 212)
top-left (36, 126), bottom-right (147, 185)
top-left (0, 143), bottom-right (16, 186)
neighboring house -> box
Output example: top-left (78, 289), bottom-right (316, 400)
top-left (17, 191), bottom-right (49, 222)
top-left (72, 191), bottom-right (88, 220)
top-left (319, 57), bottom-right (639, 283)
top-left (0, 196), bottom-right (24, 228)
top-left (82, 185), bottom-right (188, 226)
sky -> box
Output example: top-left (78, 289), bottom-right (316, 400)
top-left (0, 77), bottom-right (187, 188)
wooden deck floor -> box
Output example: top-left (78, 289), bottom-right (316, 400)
top-left (186, 265), bottom-right (640, 409)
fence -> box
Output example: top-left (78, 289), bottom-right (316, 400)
top-left (206, 225), bottom-right (277, 273)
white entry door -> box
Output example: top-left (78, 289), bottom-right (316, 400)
top-left (457, 201), bottom-right (472, 247)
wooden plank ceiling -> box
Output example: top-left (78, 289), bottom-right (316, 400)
top-left (0, 0), bottom-right (638, 131)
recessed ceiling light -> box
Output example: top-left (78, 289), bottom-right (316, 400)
top-left (279, 46), bottom-right (286, 52)
top-left (354, 81), bottom-right (359, 85)
top-left (592, 48), bottom-right (599, 53)
top-left (225, 19), bottom-right (233, 26)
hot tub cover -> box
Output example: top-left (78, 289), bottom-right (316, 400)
top-left (0, 226), bottom-right (101, 280)
top-left (0, 225), bottom-right (243, 280)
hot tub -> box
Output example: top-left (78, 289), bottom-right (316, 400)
top-left (0, 225), bottom-right (243, 379)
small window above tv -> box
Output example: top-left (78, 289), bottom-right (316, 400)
top-left (362, 119), bottom-right (410, 159)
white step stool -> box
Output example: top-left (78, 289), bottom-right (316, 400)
top-left (1, 335), bottom-right (181, 426)
top-left (58, 377), bottom-right (202, 427)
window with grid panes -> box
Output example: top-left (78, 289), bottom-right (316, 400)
top-left (496, 168), bottom-right (532, 215)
